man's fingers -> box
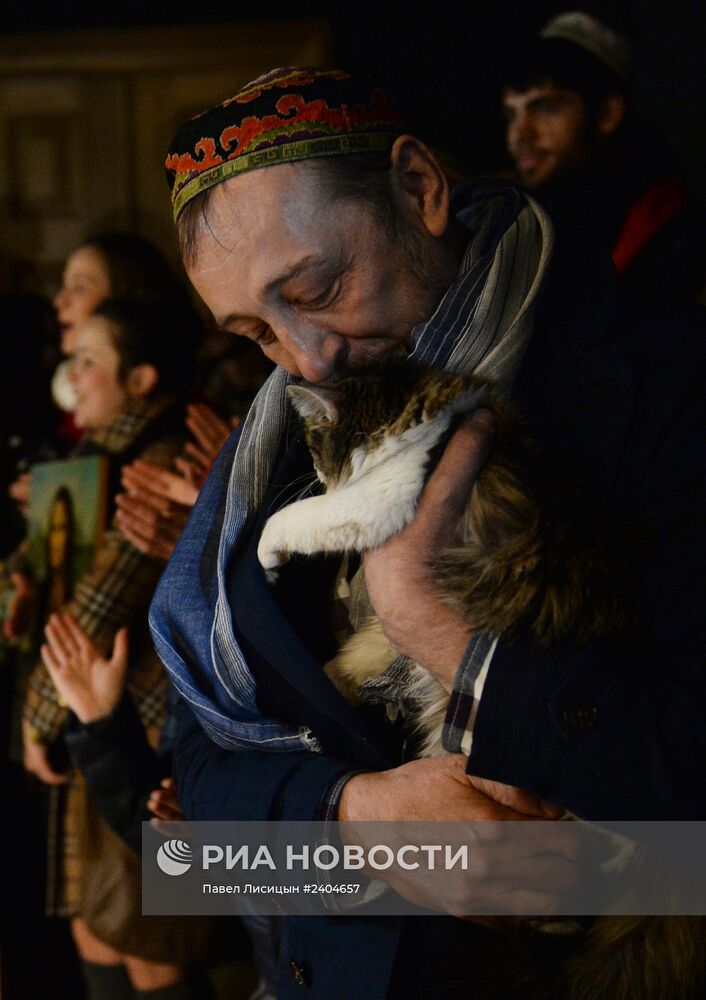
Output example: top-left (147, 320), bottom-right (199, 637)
top-left (417, 408), bottom-right (496, 518)
top-left (468, 775), bottom-right (565, 820)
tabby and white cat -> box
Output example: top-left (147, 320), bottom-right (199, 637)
top-left (257, 360), bottom-right (703, 1000)
top-left (257, 359), bottom-right (624, 754)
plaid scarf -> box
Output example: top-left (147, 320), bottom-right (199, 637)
top-left (159, 179), bottom-right (553, 752)
top-left (83, 394), bottom-right (177, 456)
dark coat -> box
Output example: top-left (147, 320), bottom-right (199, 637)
top-left (64, 694), bottom-right (170, 855)
top-left (161, 220), bottom-right (706, 998)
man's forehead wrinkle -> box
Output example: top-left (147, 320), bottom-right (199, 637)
top-left (202, 184), bottom-right (258, 262)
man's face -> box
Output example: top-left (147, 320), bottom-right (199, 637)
top-left (503, 84), bottom-right (594, 190)
top-left (186, 162), bottom-right (448, 385)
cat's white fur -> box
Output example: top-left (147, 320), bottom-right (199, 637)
top-left (257, 386), bottom-right (482, 578)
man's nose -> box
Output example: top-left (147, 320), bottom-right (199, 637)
top-left (509, 112), bottom-right (534, 147)
top-left (279, 323), bottom-right (347, 384)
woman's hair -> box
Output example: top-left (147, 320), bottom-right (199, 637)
top-left (79, 232), bottom-right (193, 307)
top-left (92, 297), bottom-right (199, 397)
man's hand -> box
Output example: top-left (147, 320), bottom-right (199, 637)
top-left (339, 755), bottom-right (561, 824)
top-left (41, 613), bottom-right (128, 724)
top-left (339, 756), bottom-right (577, 916)
top-left (22, 719), bottom-right (69, 785)
top-left (363, 409), bottom-right (496, 691)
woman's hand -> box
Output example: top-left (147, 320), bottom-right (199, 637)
top-left (41, 613), bottom-right (128, 724)
top-left (147, 777), bottom-right (185, 822)
top-left (9, 471), bottom-right (31, 513)
top-left (185, 403), bottom-right (236, 470)
top-left (117, 460), bottom-right (196, 560)
top-left (122, 460), bottom-right (199, 509)
top-left (3, 572), bottom-right (37, 642)
top-left (22, 719), bottom-right (70, 784)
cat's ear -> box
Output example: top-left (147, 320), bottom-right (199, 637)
top-left (287, 385), bottom-right (339, 422)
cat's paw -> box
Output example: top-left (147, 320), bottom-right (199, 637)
top-left (257, 521), bottom-right (290, 582)
top-left (264, 566), bottom-right (280, 585)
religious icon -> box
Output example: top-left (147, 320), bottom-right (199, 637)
top-left (26, 455), bottom-right (109, 612)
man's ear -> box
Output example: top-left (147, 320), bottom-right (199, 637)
top-left (597, 94), bottom-right (626, 137)
top-left (126, 363), bottom-right (159, 399)
top-left (389, 135), bottom-right (450, 238)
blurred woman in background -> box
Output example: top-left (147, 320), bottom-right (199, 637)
top-left (22, 297), bottom-right (213, 1000)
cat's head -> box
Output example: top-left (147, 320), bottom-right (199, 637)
top-left (287, 361), bottom-right (485, 487)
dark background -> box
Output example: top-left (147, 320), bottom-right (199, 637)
top-left (2, 0), bottom-right (704, 201)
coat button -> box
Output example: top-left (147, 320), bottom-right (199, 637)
top-left (289, 961), bottom-right (308, 986)
top-left (562, 705), bottom-right (598, 729)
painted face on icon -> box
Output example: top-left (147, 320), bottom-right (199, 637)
top-left (47, 493), bottom-right (71, 571)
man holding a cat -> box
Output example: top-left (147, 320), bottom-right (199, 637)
top-left (151, 68), bottom-right (706, 998)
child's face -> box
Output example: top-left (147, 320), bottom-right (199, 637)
top-left (69, 316), bottom-right (131, 430)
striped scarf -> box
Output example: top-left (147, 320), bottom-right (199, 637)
top-left (176, 179), bottom-right (553, 752)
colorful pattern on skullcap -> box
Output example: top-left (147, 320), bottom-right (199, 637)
top-left (165, 67), bottom-right (406, 221)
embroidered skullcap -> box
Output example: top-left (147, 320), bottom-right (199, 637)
top-left (541, 12), bottom-right (631, 79)
top-left (165, 67), bottom-right (406, 221)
